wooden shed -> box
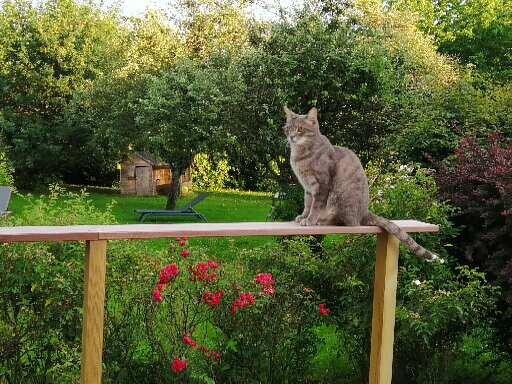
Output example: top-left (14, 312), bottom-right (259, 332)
top-left (119, 152), bottom-right (193, 196)
top-left (119, 153), bottom-right (192, 198)
top-left (119, 152), bottom-right (171, 196)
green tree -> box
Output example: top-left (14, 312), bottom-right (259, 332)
top-left (390, 0), bottom-right (512, 80)
top-left (135, 57), bottom-right (244, 208)
top-left (0, 0), bottom-right (126, 186)
top-left (181, 0), bottom-right (251, 60)
top-left (61, 10), bottom-right (186, 186)
top-left (225, 2), bottom-right (458, 189)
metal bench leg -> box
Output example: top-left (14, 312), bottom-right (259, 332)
top-left (190, 208), bottom-right (207, 222)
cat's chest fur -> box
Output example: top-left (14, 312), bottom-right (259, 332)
top-left (290, 144), bottom-right (332, 191)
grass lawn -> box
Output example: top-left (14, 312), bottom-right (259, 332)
top-left (10, 189), bottom-right (276, 259)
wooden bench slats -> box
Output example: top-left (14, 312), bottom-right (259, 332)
top-left (0, 220), bottom-right (439, 242)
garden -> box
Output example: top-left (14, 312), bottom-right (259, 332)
top-left (1, 0), bottom-right (512, 383)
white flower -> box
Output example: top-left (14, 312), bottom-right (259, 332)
top-left (412, 279), bottom-right (421, 286)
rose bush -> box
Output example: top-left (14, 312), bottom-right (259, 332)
top-left (147, 238), bottom-right (332, 382)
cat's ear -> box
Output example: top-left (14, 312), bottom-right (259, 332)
top-left (307, 107), bottom-right (318, 121)
top-left (283, 106), bottom-right (296, 119)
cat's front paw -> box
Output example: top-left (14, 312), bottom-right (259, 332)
top-left (294, 215), bottom-right (306, 223)
top-left (300, 217), bottom-right (319, 226)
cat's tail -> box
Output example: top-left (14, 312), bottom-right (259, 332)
top-left (364, 212), bottom-right (444, 263)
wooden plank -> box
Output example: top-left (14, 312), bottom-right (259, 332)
top-left (81, 240), bottom-right (107, 384)
top-left (98, 221), bottom-right (438, 240)
top-left (0, 226), bottom-right (100, 242)
top-left (369, 232), bottom-right (400, 384)
top-left (0, 221), bottom-right (439, 242)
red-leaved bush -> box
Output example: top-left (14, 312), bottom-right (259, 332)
top-left (437, 133), bottom-right (512, 345)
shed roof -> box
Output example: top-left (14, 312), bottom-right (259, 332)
top-left (124, 152), bottom-right (169, 167)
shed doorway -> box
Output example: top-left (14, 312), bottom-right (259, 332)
top-left (135, 166), bottom-right (152, 196)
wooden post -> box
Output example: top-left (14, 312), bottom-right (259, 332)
top-left (369, 232), bottom-right (400, 384)
top-left (81, 240), bottom-right (107, 384)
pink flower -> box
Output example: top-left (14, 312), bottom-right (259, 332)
top-left (203, 291), bottom-right (224, 308)
top-left (159, 264), bottom-right (180, 284)
top-left (152, 289), bottom-right (163, 303)
top-left (170, 358), bottom-right (188, 374)
top-left (181, 249), bottom-right (191, 258)
top-left (255, 273), bottom-right (274, 286)
top-left (262, 285), bottom-right (275, 296)
top-left (319, 303), bottom-right (331, 316)
top-left (178, 239), bottom-right (188, 247)
top-left (182, 334), bottom-right (197, 348)
top-left (207, 350), bottom-right (222, 362)
top-left (255, 273), bottom-right (276, 296)
top-left (190, 261), bottom-right (220, 283)
top-left (156, 283), bottom-right (167, 292)
top-left (231, 293), bottom-right (256, 316)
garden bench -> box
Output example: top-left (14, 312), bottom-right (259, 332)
top-left (0, 220), bottom-right (438, 384)
top-left (135, 193), bottom-right (208, 222)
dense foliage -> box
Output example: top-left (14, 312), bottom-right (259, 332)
top-left (1, 175), bottom-right (508, 383)
top-left (2, 0), bottom-right (510, 192)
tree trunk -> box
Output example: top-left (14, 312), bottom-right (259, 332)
top-left (166, 171), bottom-right (182, 210)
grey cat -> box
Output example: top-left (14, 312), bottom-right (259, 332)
top-left (283, 106), bottom-right (441, 262)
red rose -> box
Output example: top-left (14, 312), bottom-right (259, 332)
top-left (182, 334), bottom-right (197, 348)
top-left (170, 358), bottom-right (188, 374)
top-left (159, 264), bottom-right (180, 284)
top-left (231, 292), bottom-right (256, 316)
top-left (181, 249), bottom-right (191, 258)
top-left (203, 291), bottom-right (224, 308)
top-left (152, 289), bottom-right (163, 303)
top-left (319, 303), bottom-right (331, 316)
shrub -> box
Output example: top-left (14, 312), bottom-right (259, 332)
top-left (387, 79), bottom-right (512, 165)
top-left (0, 187), bottom-right (116, 382)
top-left (0, 178), bottom-right (504, 383)
top-left (0, 149), bottom-right (14, 187)
top-left (262, 163), bottom-right (498, 383)
top-left (191, 153), bottom-right (231, 191)
top-left (146, 238), bottom-right (330, 383)
top-left (437, 133), bottom-right (512, 349)
top-left (268, 183), bottom-right (304, 222)
top-left (447, 329), bottom-right (512, 384)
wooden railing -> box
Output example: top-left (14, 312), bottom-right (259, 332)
top-left (0, 220), bottom-right (439, 384)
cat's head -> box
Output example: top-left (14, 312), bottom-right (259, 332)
top-left (282, 107), bottom-right (320, 146)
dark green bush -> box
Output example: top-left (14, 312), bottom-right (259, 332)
top-left (0, 187), bottom-right (116, 382)
top-left (258, 163), bottom-right (500, 383)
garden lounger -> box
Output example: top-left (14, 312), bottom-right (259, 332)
top-left (135, 193), bottom-right (208, 223)
top-left (0, 186), bottom-right (12, 217)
